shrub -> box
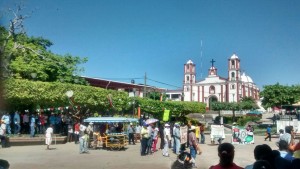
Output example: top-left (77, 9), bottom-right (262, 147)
top-left (237, 116), bottom-right (260, 126)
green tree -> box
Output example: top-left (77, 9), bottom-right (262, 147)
top-left (260, 83), bottom-right (300, 109)
top-left (1, 5), bottom-right (87, 84)
top-left (240, 96), bottom-right (259, 110)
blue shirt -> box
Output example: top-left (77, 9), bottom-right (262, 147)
top-left (267, 127), bottom-right (271, 133)
top-left (30, 117), bottom-right (35, 127)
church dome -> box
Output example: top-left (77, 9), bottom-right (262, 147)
top-left (241, 72), bottom-right (253, 83)
top-left (187, 60), bottom-right (193, 64)
top-left (230, 54), bottom-right (239, 59)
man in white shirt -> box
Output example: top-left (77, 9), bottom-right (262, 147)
top-left (1, 112), bottom-right (11, 135)
top-left (163, 123), bottom-right (171, 157)
top-left (0, 120), bottom-right (7, 148)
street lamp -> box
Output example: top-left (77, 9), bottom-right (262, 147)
top-left (65, 90), bottom-right (74, 98)
top-left (132, 88), bottom-right (136, 117)
top-left (31, 72), bottom-right (37, 80)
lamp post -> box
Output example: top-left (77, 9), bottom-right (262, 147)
top-left (132, 88), bottom-right (136, 117)
top-left (65, 90), bottom-right (74, 98)
top-left (31, 72), bottom-right (37, 80)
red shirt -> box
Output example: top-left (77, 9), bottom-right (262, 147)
top-left (209, 163), bottom-right (244, 169)
top-left (39, 115), bottom-right (45, 125)
top-left (74, 123), bottom-right (80, 132)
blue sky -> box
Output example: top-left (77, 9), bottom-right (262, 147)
top-left (1, 0), bottom-right (300, 90)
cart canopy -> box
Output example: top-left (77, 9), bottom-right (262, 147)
top-left (84, 117), bottom-right (139, 123)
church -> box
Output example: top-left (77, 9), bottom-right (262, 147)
top-left (182, 54), bottom-right (260, 109)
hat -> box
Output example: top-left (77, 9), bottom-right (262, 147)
top-left (143, 123), bottom-right (148, 127)
top-left (89, 122), bottom-right (93, 125)
top-left (165, 123), bottom-right (170, 127)
top-left (175, 123), bottom-right (180, 127)
top-left (130, 123), bottom-right (133, 125)
top-left (189, 125), bottom-right (196, 131)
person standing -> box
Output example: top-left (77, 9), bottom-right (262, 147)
top-left (188, 125), bottom-right (198, 168)
top-left (86, 122), bottom-right (94, 148)
top-left (135, 124), bottom-right (141, 143)
top-left (56, 114), bottom-right (62, 134)
top-left (45, 124), bottom-right (53, 150)
top-left (49, 113), bottom-right (56, 134)
top-left (0, 120), bottom-right (7, 148)
top-left (146, 123), bottom-right (154, 154)
top-left (1, 112), bottom-right (11, 136)
top-left (140, 123), bottom-right (149, 156)
top-left (22, 112), bottom-right (29, 134)
top-left (13, 111), bottom-right (21, 135)
top-left (127, 123), bottom-right (135, 145)
top-left (74, 121), bottom-right (80, 144)
top-left (163, 123), bottom-right (171, 157)
top-left (272, 114), bottom-right (276, 125)
top-left (264, 125), bottom-right (272, 141)
top-left (30, 114), bottom-right (36, 138)
top-left (200, 123), bottom-right (205, 144)
top-left (172, 124), bottom-right (177, 153)
top-left (174, 123), bottom-right (181, 155)
top-left (79, 123), bottom-right (88, 154)
top-left (67, 124), bottom-right (73, 142)
top-left (152, 125), bottom-right (159, 152)
top-left (39, 113), bottom-right (46, 134)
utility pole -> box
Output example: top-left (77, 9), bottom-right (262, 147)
top-left (144, 72), bottom-right (147, 97)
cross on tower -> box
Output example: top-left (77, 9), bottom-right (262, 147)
top-left (210, 59), bottom-right (216, 67)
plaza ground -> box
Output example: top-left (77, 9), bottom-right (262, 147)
top-left (0, 135), bottom-right (279, 169)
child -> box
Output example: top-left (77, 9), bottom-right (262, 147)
top-left (45, 124), bottom-right (53, 150)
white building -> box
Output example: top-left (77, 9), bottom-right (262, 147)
top-left (183, 54), bottom-right (260, 109)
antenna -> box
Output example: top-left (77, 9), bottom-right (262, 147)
top-left (200, 40), bottom-right (203, 79)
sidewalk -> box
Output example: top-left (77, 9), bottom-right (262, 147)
top-left (0, 135), bottom-right (280, 169)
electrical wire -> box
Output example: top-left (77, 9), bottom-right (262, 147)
top-left (147, 78), bottom-right (182, 89)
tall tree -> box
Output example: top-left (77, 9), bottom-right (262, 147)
top-left (260, 83), bottom-right (300, 109)
top-left (0, 5), bottom-right (88, 84)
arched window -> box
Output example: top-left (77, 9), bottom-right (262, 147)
top-left (231, 84), bottom-right (235, 89)
top-left (209, 86), bottom-right (215, 94)
top-left (186, 76), bottom-right (190, 82)
top-left (231, 60), bottom-right (235, 68)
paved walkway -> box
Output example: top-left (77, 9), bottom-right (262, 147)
top-left (0, 135), bottom-right (279, 169)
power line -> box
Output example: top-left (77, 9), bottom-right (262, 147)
top-left (93, 77), bottom-right (144, 80)
top-left (90, 76), bottom-right (182, 89)
top-left (147, 78), bottom-right (182, 89)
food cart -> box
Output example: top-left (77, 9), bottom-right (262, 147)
top-left (83, 117), bottom-right (138, 150)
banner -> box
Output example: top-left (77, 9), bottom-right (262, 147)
top-left (163, 109), bottom-right (170, 121)
top-left (277, 120), bottom-right (300, 134)
top-left (210, 125), bottom-right (225, 140)
top-left (231, 126), bottom-right (254, 144)
top-left (180, 126), bottom-right (188, 144)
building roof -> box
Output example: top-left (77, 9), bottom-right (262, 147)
top-left (186, 60), bottom-right (194, 64)
top-left (230, 53), bottom-right (239, 59)
top-left (241, 72), bottom-right (253, 83)
top-left (83, 76), bottom-right (165, 92)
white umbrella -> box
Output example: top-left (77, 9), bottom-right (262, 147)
top-left (145, 118), bottom-right (159, 124)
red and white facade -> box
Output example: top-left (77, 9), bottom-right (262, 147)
top-left (183, 54), bottom-right (260, 108)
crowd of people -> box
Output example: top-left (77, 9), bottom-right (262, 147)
top-left (2, 112), bottom-right (300, 169)
top-left (171, 141), bottom-right (300, 169)
top-left (132, 120), bottom-right (205, 168)
top-left (0, 111), bottom-right (74, 137)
